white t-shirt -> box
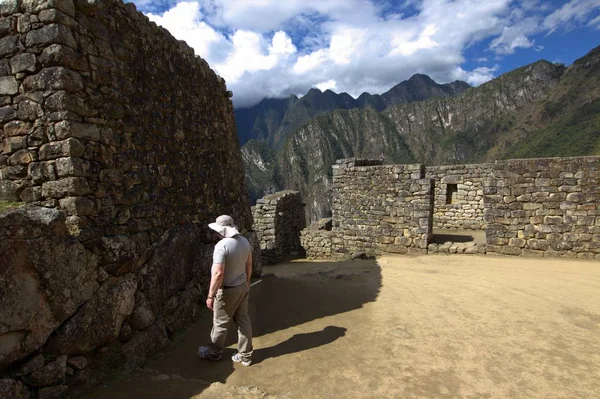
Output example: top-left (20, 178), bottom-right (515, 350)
top-left (212, 235), bottom-right (251, 287)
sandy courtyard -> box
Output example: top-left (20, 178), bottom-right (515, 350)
top-left (88, 255), bottom-right (600, 398)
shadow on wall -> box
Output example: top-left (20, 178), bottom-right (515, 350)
top-left (88, 259), bottom-right (381, 399)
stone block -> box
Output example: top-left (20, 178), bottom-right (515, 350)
top-left (528, 239), bottom-right (550, 251)
top-left (508, 238), bottom-right (526, 248)
top-left (39, 138), bottom-right (85, 160)
top-left (566, 192), bottom-right (585, 203)
top-left (4, 120), bottom-right (31, 137)
top-left (40, 44), bottom-right (89, 71)
top-left (10, 52), bottom-right (37, 74)
top-left (22, 0), bottom-right (76, 16)
top-left (17, 99), bottom-right (42, 121)
top-left (55, 157), bottom-right (98, 177)
top-left (0, 165), bottom-right (27, 179)
top-left (39, 8), bottom-right (79, 29)
top-left (45, 91), bottom-right (96, 116)
top-left (394, 236), bottom-right (412, 246)
top-left (0, 179), bottom-right (19, 200)
top-left (28, 161), bottom-right (56, 184)
top-left (0, 36), bottom-right (18, 57)
top-left (0, 76), bottom-right (18, 95)
top-left (543, 216), bottom-right (563, 225)
top-left (121, 322), bottom-right (169, 371)
top-left (20, 186), bottom-right (42, 202)
top-left (42, 177), bottom-right (91, 198)
top-left (29, 355), bottom-right (67, 387)
top-left (55, 120), bottom-right (100, 141)
top-left (387, 245), bottom-right (408, 254)
top-left (59, 196), bottom-right (96, 216)
top-left (501, 246), bottom-right (522, 256)
top-left (25, 24), bottom-right (77, 49)
top-left (23, 67), bottom-right (83, 92)
top-left (67, 356), bottom-right (88, 370)
top-left (0, 105), bottom-right (16, 123)
top-left (8, 149), bottom-right (36, 165)
top-left (2, 136), bottom-right (27, 154)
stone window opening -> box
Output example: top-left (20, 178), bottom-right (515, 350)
top-left (446, 184), bottom-right (458, 204)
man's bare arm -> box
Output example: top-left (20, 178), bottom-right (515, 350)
top-left (207, 263), bottom-right (225, 309)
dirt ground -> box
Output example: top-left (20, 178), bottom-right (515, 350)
top-left (88, 255), bottom-right (600, 399)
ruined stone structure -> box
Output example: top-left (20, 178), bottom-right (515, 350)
top-left (0, 1), bottom-right (256, 395)
top-left (324, 156), bottom-right (600, 260)
top-left (426, 164), bottom-right (492, 230)
top-left (252, 190), bottom-right (305, 264)
top-left (331, 158), bottom-right (434, 258)
top-left (485, 157), bottom-right (600, 259)
top-left (300, 218), bottom-right (333, 259)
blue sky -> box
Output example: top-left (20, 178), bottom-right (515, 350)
top-left (130, 0), bottom-right (600, 108)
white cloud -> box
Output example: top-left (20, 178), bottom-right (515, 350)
top-left (214, 30), bottom-right (297, 83)
top-left (589, 15), bottom-right (600, 28)
top-left (543, 0), bottom-right (600, 33)
top-left (453, 65), bottom-right (499, 86)
top-left (146, 2), bottom-right (227, 62)
top-left (316, 80), bottom-right (337, 91)
top-left (489, 16), bottom-right (541, 55)
top-left (135, 0), bottom-right (600, 107)
top-left (390, 24), bottom-right (439, 56)
top-left (293, 49), bottom-right (328, 74)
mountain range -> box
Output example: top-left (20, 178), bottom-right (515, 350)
top-left (235, 74), bottom-right (471, 147)
top-left (237, 45), bottom-right (600, 222)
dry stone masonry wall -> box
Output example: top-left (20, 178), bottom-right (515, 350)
top-left (0, 0), bottom-right (256, 395)
top-left (426, 164), bottom-right (493, 230)
top-left (252, 190), bottom-right (306, 264)
top-left (300, 218), bottom-right (333, 259)
top-left (326, 156), bottom-right (599, 260)
top-left (331, 158), bottom-right (434, 258)
top-left (484, 156), bottom-right (600, 259)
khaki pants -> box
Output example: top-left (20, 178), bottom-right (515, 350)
top-left (208, 283), bottom-right (253, 361)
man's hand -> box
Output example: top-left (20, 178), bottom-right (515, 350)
top-left (206, 297), bottom-right (214, 311)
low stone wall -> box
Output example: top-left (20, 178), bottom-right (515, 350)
top-left (427, 241), bottom-right (486, 254)
top-left (485, 156), bottom-right (600, 259)
top-left (252, 190), bottom-right (306, 264)
top-left (426, 164), bottom-right (492, 230)
top-left (300, 218), bottom-right (332, 259)
top-left (331, 158), bottom-right (434, 258)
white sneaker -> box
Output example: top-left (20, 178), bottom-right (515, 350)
top-left (231, 352), bottom-right (252, 366)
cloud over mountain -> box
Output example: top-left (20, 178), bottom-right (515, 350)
top-left (135, 0), bottom-right (600, 107)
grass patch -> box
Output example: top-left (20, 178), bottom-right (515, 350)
top-left (0, 200), bottom-right (22, 213)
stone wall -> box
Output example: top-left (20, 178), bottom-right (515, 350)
top-left (0, 0), bottom-right (251, 236)
top-left (484, 156), bottom-right (600, 259)
top-left (252, 190), bottom-right (306, 264)
top-left (426, 164), bottom-right (492, 230)
top-left (0, 0), bottom-right (256, 394)
top-left (300, 218), bottom-right (332, 259)
top-left (331, 158), bottom-right (434, 258)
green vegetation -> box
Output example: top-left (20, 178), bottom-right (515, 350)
top-left (507, 99), bottom-right (600, 158)
top-left (0, 200), bottom-right (22, 213)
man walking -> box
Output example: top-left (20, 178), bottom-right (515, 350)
top-left (198, 215), bottom-right (254, 366)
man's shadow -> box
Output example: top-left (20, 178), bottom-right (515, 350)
top-left (251, 326), bottom-right (347, 365)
